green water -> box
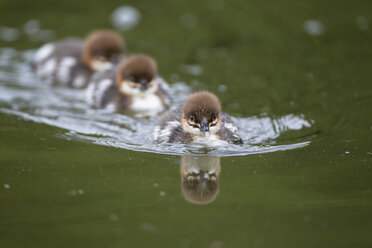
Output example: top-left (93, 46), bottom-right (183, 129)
top-left (1, 0), bottom-right (372, 247)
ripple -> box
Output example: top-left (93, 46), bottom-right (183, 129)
top-left (0, 48), bottom-right (316, 157)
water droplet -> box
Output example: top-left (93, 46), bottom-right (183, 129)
top-left (303, 215), bottom-right (311, 223)
top-left (304, 20), bottom-right (325, 36)
top-left (180, 13), bottom-right (197, 29)
top-left (356, 16), bottom-right (368, 30)
top-left (306, 72), bottom-right (314, 80)
top-left (140, 222), bottom-right (154, 231)
top-left (4, 184), bottom-right (10, 189)
top-left (218, 84), bottom-right (227, 92)
top-left (179, 238), bottom-right (192, 248)
top-left (210, 240), bottom-right (223, 248)
top-left (109, 214), bottom-right (119, 222)
top-left (23, 19), bottom-right (40, 35)
top-left (159, 191), bottom-right (166, 197)
top-left (111, 6), bottom-right (141, 31)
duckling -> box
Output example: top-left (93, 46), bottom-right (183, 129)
top-left (86, 54), bottom-right (170, 115)
top-left (31, 30), bottom-right (124, 88)
top-left (153, 91), bottom-right (242, 145)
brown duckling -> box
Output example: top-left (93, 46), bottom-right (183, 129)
top-left (86, 54), bottom-right (170, 115)
top-left (31, 30), bottom-right (124, 88)
top-left (153, 91), bottom-right (242, 145)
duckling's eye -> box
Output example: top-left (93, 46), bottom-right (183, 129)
top-left (212, 116), bottom-right (217, 122)
top-left (189, 116), bottom-right (195, 122)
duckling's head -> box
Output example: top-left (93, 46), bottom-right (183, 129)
top-left (117, 55), bottom-right (159, 96)
top-left (181, 92), bottom-right (222, 136)
top-left (83, 30), bottom-right (124, 71)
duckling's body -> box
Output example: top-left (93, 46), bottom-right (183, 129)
top-left (86, 55), bottom-right (170, 115)
top-left (32, 39), bottom-right (90, 88)
top-left (31, 30), bottom-right (124, 88)
top-left (153, 92), bottom-right (242, 145)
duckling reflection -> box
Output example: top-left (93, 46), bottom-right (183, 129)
top-left (180, 156), bottom-right (221, 205)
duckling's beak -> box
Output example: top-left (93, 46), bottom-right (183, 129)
top-left (139, 79), bottom-right (148, 91)
top-left (200, 121), bottom-right (210, 135)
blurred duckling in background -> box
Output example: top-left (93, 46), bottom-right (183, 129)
top-left (31, 30), bottom-right (124, 88)
top-left (180, 156), bottom-right (220, 205)
top-left (86, 54), bottom-right (170, 116)
top-left (154, 91), bottom-right (242, 145)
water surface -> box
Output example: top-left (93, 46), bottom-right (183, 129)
top-left (1, 0), bottom-right (372, 247)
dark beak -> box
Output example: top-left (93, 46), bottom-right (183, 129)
top-left (200, 121), bottom-right (210, 135)
top-left (139, 79), bottom-right (148, 91)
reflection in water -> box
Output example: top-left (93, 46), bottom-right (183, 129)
top-left (180, 156), bottom-right (220, 205)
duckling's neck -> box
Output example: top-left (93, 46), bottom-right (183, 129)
top-left (129, 93), bottom-right (164, 115)
top-left (190, 133), bottom-right (227, 146)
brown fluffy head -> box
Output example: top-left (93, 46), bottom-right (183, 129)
top-left (183, 92), bottom-right (221, 120)
top-left (182, 92), bottom-right (221, 135)
top-left (82, 30), bottom-right (124, 70)
top-left (116, 55), bottom-right (158, 93)
top-left (117, 55), bottom-right (157, 83)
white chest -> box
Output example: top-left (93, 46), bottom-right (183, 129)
top-left (130, 94), bottom-right (164, 114)
top-left (192, 134), bottom-right (228, 147)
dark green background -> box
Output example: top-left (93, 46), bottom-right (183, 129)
top-left (1, 0), bottom-right (371, 247)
